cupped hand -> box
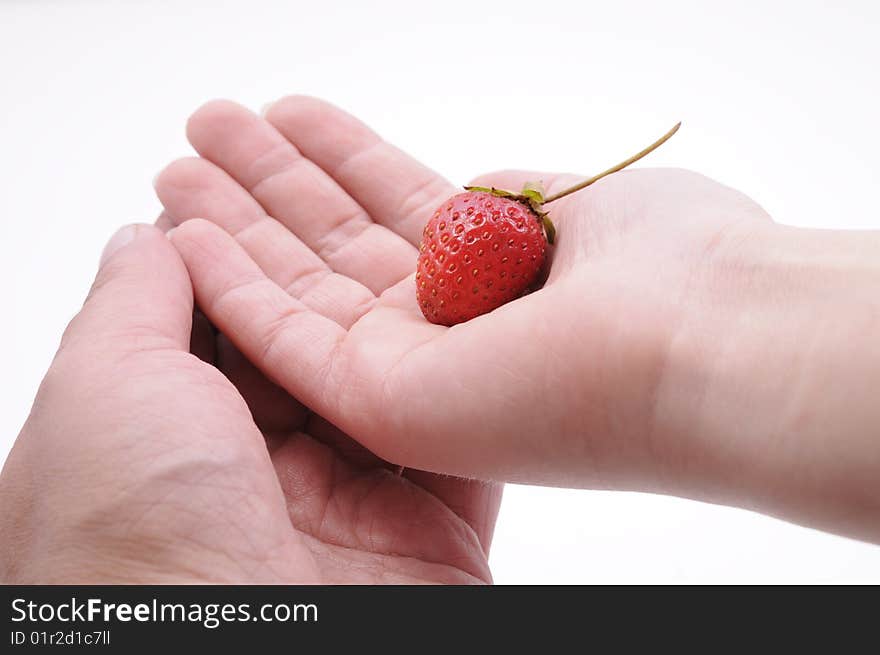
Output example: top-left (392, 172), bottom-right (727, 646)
top-left (0, 223), bottom-right (496, 584)
top-left (155, 97), bottom-right (772, 495)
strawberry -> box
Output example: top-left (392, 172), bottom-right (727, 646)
top-left (416, 187), bottom-right (553, 326)
top-left (416, 122), bottom-right (681, 325)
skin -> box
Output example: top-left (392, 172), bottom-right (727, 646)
top-left (2, 96), bottom-right (879, 583)
top-left (0, 223), bottom-right (497, 584)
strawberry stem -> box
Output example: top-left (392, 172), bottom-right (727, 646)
top-left (542, 122), bottom-right (681, 204)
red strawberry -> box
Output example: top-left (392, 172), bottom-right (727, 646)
top-left (416, 122), bottom-right (681, 325)
top-left (416, 189), bottom-right (551, 325)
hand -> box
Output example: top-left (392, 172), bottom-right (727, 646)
top-left (0, 224), bottom-right (497, 583)
top-left (154, 97), bottom-right (769, 485)
top-left (159, 97), bottom-right (880, 544)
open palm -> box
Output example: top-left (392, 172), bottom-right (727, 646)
top-left (159, 96), bottom-right (770, 501)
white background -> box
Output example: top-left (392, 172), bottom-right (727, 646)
top-left (2, 0), bottom-right (879, 583)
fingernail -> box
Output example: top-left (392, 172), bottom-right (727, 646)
top-left (100, 224), bottom-right (140, 266)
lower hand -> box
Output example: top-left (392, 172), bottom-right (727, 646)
top-left (0, 224), bottom-right (497, 583)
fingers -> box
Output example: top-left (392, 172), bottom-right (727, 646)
top-left (156, 157), bottom-right (376, 329)
top-left (264, 95), bottom-right (457, 248)
top-left (157, 199), bottom-right (316, 432)
top-left (169, 219), bottom-right (346, 417)
top-left (64, 224), bottom-right (193, 356)
top-left (156, 157), bottom-right (316, 286)
top-left (184, 100), bottom-right (416, 295)
top-left (155, 157), bottom-right (263, 234)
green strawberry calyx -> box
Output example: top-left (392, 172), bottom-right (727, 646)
top-left (462, 182), bottom-right (557, 245)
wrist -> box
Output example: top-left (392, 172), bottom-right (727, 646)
top-left (659, 221), bottom-right (880, 540)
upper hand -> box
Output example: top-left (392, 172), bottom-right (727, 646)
top-left (156, 97), bottom-right (771, 491)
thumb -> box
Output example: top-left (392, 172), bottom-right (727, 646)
top-left (64, 223), bottom-right (193, 355)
